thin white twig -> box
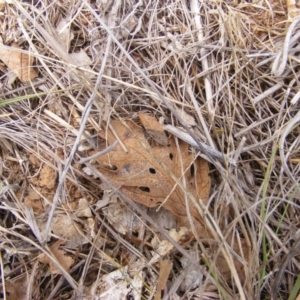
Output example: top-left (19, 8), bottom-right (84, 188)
top-left (44, 109), bottom-right (86, 140)
top-left (253, 83), bottom-right (284, 105)
top-left (78, 140), bottom-right (118, 164)
top-left (191, 0), bottom-right (214, 115)
top-left (279, 110), bottom-right (300, 187)
top-left (271, 15), bottom-right (300, 76)
top-left (164, 125), bottom-right (236, 167)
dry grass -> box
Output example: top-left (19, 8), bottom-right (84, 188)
top-left (0, 0), bottom-right (300, 299)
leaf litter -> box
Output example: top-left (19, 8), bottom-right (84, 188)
top-left (0, 0), bottom-right (300, 299)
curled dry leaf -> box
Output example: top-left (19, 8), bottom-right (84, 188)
top-left (211, 238), bottom-right (250, 282)
top-left (75, 198), bottom-right (93, 218)
top-left (149, 227), bottom-right (189, 265)
top-left (179, 250), bottom-right (204, 291)
top-left (96, 119), bottom-right (211, 228)
top-left (68, 49), bottom-right (94, 82)
top-left (37, 213), bottom-right (93, 248)
top-left (155, 259), bottom-right (173, 300)
top-left (28, 160), bottom-right (57, 190)
top-left (4, 275), bottom-right (39, 300)
top-left (102, 200), bottom-right (144, 235)
top-left (86, 265), bottom-right (144, 300)
top-left (0, 42), bottom-right (38, 83)
top-left (38, 163), bottom-right (57, 189)
top-left (24, 186), bottom-right (44, 214)
top-left (37, 240), bottom-right (74, 274)
top-left (138, 113), bottom-right (168, 145)
top-left (174, 106), bottom-right (196, 127)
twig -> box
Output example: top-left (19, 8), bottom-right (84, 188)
top-left (77, 140), bottom-right (118, 164)
top-left (191, 0), bottom-right (214, 116)
top-left (164, 124), bottom-right (236, 167)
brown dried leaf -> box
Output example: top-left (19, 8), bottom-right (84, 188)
top-left (95, 120), bottom-right (249, 281)
top-left (75, 198), bottom-right (92, 218)
top-left (102, 201), bottom-right (144, 235)
top-left (5, 275), bottom-right (39, 300)
top-left (211, 237), bottom-right (249, 283)
top-left (38, 213), bottom-right (89, 248)
top-left (39, 164), bottom-right (56, 189)
top-left (138, 113), bottom-right (168, 145)
top-left (29, 163), bottom-right (57, 190)
top-left (174, 107), bottom-right (196, 127)
top-left (96, 119), bottom-right (211, 223)
top-left (155, 259), bottom-right (173, 300)
top-left (37, 240), bottom-right (74, 274)
top-left (0, 42), bottom-right (38, 82)
top-left (24, 187), bottom-right (44, 214)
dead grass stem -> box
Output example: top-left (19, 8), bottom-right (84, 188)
top-left (0, 0), bottom-right (299, 299)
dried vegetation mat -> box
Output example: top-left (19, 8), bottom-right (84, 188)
top-left (0, 0), bottom-right (300, 299)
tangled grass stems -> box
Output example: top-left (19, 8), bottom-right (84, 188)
top-left (0, 0), bottom-right (299, 299)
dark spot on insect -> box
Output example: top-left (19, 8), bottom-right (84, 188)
top-left (169, 153), bottom-right (173, 160)
top-left (149, 168), bottom-right (156, 174)
top-left (139, 186), bottom-right (150, 192)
